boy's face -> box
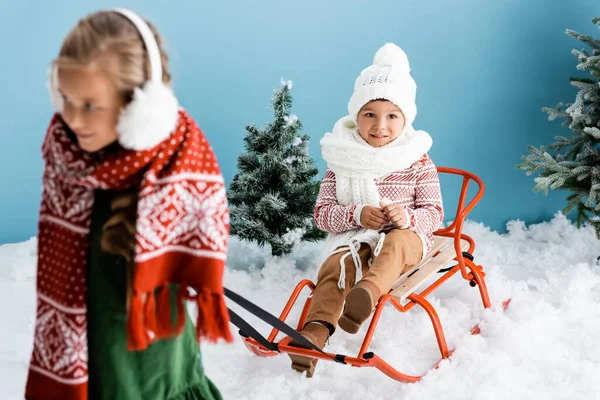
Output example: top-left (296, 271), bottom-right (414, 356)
top-left (58, 64), bottom-right (125, 153)
top-left (356, 100), bottom-right (406, 147)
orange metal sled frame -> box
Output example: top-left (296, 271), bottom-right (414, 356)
top-left (241, 167), bottom-right (511, 382)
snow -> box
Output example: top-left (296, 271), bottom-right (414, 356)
top-left (282, 227), bottom-right (307, 247)
top-left (292, 137), bottom-right (303, 146)
top-left (283, 114), bottom-right (299, 127)
top-left (280, 77), bottom-right (293, 90)
top-left (284, 156), bottom-right (297, 164)
top-left (2, 213), bottom-right (600, 399)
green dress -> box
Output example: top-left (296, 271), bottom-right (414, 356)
top-left (87, 189), bottom-right (223, 400)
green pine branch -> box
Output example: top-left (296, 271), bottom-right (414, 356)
top-left (518, 17), bottom-right (600, 239)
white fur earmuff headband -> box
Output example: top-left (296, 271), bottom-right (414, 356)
top-left (49, 8), bottom-right (179, 151)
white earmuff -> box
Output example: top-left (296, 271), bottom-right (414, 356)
top-left (47, 8), bottom-right (179, 151)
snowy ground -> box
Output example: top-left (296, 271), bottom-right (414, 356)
top-left (2, 213), bottom-right (600, 399)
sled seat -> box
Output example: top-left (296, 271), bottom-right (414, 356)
top-left (390, 236), bottom-right (470, 302)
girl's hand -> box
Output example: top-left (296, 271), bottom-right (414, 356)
top-left (360, 205), bottom-right (387, 230)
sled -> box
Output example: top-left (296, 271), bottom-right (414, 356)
top-left (239, 167), bottom-right (510, 382)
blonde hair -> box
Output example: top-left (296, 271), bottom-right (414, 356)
top-left (54, 10), bottom-right (171, 101)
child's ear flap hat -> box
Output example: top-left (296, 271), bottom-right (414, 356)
top-left (47, 8), bottom-right (179, 151)
top-left (347, 43), bottom-right (417, 126)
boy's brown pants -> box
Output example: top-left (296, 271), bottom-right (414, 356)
top-left (306, 229), bottom-right (423, 332)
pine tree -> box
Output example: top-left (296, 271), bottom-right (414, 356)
top-left (228, 79), bottom-right (327, 256)
top-left (518, 17), bottom-right (600, 238)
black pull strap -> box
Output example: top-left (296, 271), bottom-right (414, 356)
top-left (224, 287), bottom-right (342, 363)
top-left (228, 308), bottom-right (278, 352)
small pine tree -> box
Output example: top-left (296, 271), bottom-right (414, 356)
top-left (518, 17), bottom-right (600, 238)
top-left (228, 79), bottom-right (327, 256)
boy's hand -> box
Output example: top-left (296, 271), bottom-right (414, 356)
top-left (360, 205), bottom-right (387, 230)
top-left (380, 200), bottom-right (408, 229)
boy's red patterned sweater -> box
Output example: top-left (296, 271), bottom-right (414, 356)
top-left (314, 154), bottom-right (444, 257)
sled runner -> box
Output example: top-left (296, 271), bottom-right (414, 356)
top-left (237, 167), bottom-right (510, 382)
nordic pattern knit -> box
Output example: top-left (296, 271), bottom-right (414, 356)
top-left (314, 154), bottom-right (444, 257)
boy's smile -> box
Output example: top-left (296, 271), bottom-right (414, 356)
top-left (357, 100), bottom-right (406, 147)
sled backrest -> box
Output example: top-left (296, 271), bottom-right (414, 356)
top-left (434, 167), bottom-right (485, 238)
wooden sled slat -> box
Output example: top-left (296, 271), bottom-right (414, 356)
top-left (390, 237), bottom-right (470, 302)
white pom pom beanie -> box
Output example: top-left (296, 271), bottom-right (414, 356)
top-left (347, 43), bottom-right (417, 125)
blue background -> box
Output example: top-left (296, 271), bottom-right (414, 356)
top-left (1, 0), bottom-right (599, 244)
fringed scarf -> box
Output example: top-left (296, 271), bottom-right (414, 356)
top-left (25, 109), bottom-right (232, 400)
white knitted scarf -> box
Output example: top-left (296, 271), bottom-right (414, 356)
top-left (319, 115), bottom-right (432, 289)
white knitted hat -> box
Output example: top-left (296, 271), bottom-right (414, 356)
top-left (347, 43), bottom-right (417, 125)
